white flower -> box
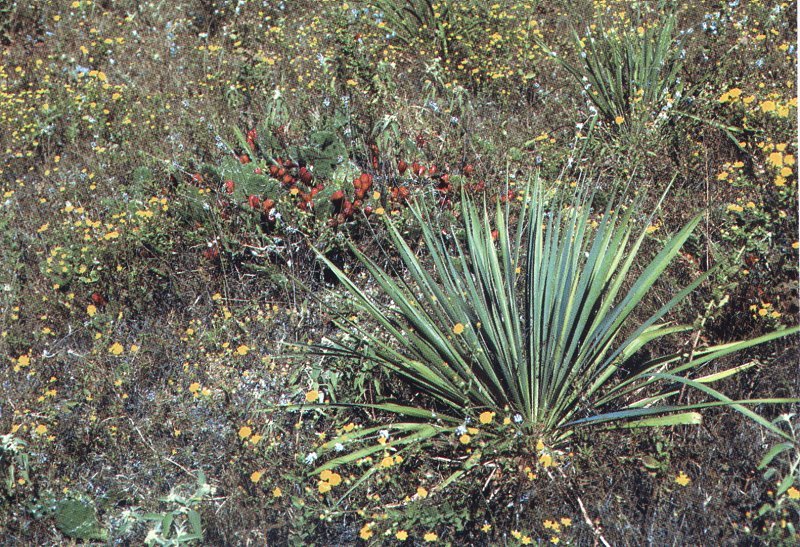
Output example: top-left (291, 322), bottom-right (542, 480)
top-left (513, 414), bottom-right (523, 423)
top-left (334, 443), bottom-right (344, 452)
top-left (455, 425), bottom-right (467, 435)
top-left (379, 429), bottom-right (390, 439)
top-left (304, 452), bottom-right (318, 464)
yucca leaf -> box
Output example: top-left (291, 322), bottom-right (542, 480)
top-left (617, 412), bottom-right (703, 428)
top-left (645, 372), bottom-right (798, 440)
top-left (312, 423), bottom-right (442, 474)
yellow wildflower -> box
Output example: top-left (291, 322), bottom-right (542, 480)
top-left (359, 523), bottom-right (374, 540)
top-left (767, 152), bottom-right (784, 167)
top-left (760, 100), bottom-right (776, 113)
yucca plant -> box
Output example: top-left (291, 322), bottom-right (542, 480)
top-left (308, 178), bottom-right (797, 475)
top-left (370, 0), bottom-right (454, 59)
top-left (369, 0), bottom-right (496, 65)
top-left (543, 6), bottom-right (686, 139)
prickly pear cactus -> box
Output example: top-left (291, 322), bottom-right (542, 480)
top-left (297, 130), bottom-right (346, 179)
top-left (55, 499), bottom-right (107, 541)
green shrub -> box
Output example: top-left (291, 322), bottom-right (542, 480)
top-left (0, 433), bottom-right (30, 498)
top-left (139, 471), bottom-right (215, 546)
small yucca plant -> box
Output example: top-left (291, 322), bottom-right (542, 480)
top-left (544, 7), bottom-right (686, 139)
top-left (309, 178), bottom-right (797, 473)
top-left (371, 0), bottom-right (454, 59)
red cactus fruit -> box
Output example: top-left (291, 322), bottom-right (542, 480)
top-left (342, 200), bottom-right (354, 218)
top-left (246, 128), bottom-right (257, 150)
top-left (391, 186), bottom-right (411, 203)
top-left (91, 292), bottom-right (107, 307)
top-left (299, 167), bottom-right (313, 185)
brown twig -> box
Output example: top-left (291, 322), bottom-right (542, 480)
top-left (577, 496), bottom-right (612, 547)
